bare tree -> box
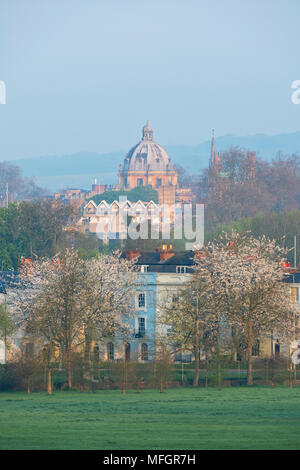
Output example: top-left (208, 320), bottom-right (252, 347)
top-left (197, 148), bottom-right (300, 229)
top-left (0, 161), bottom-right (46, 202)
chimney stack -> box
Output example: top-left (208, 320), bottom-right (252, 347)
top-left (126, 249), bottom-right (140, 261)
top-left (156, 244), bottom-right (175, 261)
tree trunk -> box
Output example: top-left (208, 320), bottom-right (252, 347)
top-left (84, 328), bottom-right (92, 369)
top-left (193, 308), bottom-right (200, 386)
top-left (122, 357), bottom-right (127, 394)
top-left (193, 344), bottom-right (200, 387)
top-left (4, 328), bottom-right (6, 364)
top-left (193, 297), bottom-right (200, 387)
top-left (289, 347), bottom-right (293, 389)
top-left (47, 369), bottom-right (52, 395)
top-left (27, 379), bottom-right (31, 394)
top-left (67, 349), bottom-right (72, 389)
top-left (43, 366), bottom-right (46, 390)
top-left (216, 345), bottom-right (222, 390)
top-left (247, 319), bottom-right (254, 386)
top-left (205, 346), bottom-right (209, 388)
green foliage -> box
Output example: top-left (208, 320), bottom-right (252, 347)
top-left (73, 232), bottom-right (100, 260)
top-left (0, 201), bottom-right (100, 269)
top-left (0, 303), bottom-right (15, 341)
top-left (0, 202), bottom-right (67, 269)
top-left (0, 364), bottom-right (21, 391)
top-left (0, 204), bottom-right (20, 270)
top-left (89, 186), bottom-right (158, 205)
top-left (206, 209), bottom-right (300, 266)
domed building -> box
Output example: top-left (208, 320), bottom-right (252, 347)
top-left (118, 121), bottom-right (178, 190)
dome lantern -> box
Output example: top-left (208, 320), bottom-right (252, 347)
top-left (142, 120), bottom-right (154, 141)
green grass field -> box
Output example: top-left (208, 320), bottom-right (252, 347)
top-left (1, 387), bottom-right (300, 450)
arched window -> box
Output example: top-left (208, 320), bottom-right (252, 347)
top-left (107, 342), bottom-right (114, 361)
top-left (125, 342), bottom-right (131, 361)
top-left (141, 343), bottom-right (148, 361)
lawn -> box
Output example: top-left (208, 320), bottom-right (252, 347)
top-left (0, 387), bottom-right (300, 450)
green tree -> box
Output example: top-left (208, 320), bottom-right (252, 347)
top-left (0, 303), bottom-right (16, 363)
top-left (90, 186), bottom-right (158, 205)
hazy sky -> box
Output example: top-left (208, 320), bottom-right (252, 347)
top-left (0, 0), bottom-right (300, 160)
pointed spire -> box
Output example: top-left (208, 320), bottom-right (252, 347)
top-left (210, 129), bottom-right (216, 168)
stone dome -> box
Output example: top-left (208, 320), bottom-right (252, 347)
top-left (123, 121), bottom-right (173, 172)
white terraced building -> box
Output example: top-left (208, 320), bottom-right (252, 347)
top-left (78, 198), bottom-right (175, 241)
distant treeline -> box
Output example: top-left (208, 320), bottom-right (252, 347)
top-left (206, 210), bottom-right (300, 266)
top-left (181, 149), bottom-right (300, 230)
top-left (0, 161), bottom-right (46, 203)
top-left (0, 201), bottom-right (100, 270)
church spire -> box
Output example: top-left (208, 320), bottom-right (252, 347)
top-left (210, 129), bottom-right (216, 168)
top-left (209, 129), bottom-right (222, 178)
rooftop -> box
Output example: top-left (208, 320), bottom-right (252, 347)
top-left (123, 249), bottom-right (196, 273)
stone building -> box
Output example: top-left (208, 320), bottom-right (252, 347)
top-left (98, 253), bottom-right (300, 364)
top-left (118, 121), bottom-right (178, 190)
top-left (78, 198), bottom-right (161, 240)
top-left (0, 256), bottom-right (300, 365)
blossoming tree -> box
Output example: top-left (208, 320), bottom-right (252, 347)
top-left (7, 249), bottom-right (137, 390)
top-left (203, 232), bottom-right (297, 385)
